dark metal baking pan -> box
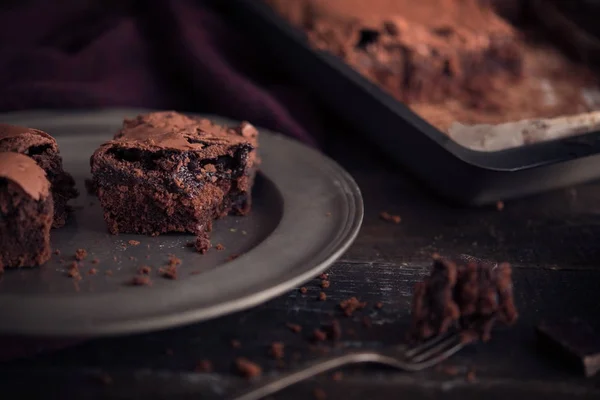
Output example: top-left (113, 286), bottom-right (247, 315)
top-left (230, 0), bottom-right (600, 206)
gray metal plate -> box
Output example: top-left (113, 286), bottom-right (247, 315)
top-left (0, 109), bottom-right (363, 337)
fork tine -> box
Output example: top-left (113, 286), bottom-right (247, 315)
top-left (407, 332), bottom-right (462, 364)
top-left (408, 338), bottom-right (465, 371)
top-left (404, 330), bottom-right (456, 358)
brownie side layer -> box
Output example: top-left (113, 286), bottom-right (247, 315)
top-left (0, 124), bottom-right (78, 228)
top-left (90, 112), bottom-right (258, 251)
top-left (0, 153), bottom-right (53, 269)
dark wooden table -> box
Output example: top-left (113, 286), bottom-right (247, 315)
top-left (1, 126), bottom-right (600, 399)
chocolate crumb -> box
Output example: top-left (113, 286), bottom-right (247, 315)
top-left (105, 270), bottom-right (113, 276)
top-left (313, 329), bottom-right (327, 342)
top-left (375, 302), bottom-right (383, 309)
top-left (313, 388), bottom-right (327, 400)
top-left (321, 280), bottom-right (330, 288)
top-left (318, 292), bottom-right (327, 301)
top-left (128, 240), bottom-right (140, 246)
top-left (160, 258), bottom-right (179, 279)
top-left (339, 297), bottom-right (367, 316)
top-left (332, 371), bottom-right (343, 381)
top-left (88, 268), bottom-right (98, 276)
top-left (319, 273), bottom-right (329, 280)
top-left (195, 360), bottom-right (213, 373)
top-left (91, 258), bottom-right (99, 265)
top-left (53, 249), bottom-right (61, 255)
top-left (138, 265), bottom-right (151, 274)
top-left (235, 358), bottom-right (262, 379)
top-left (286, 323), bottom-right (302, 333)
top-left (68, 263), bottom-right (81, 280)
top-left (496, 201), bottom-right (505, 211)
top-left (215, 243), bottom-right (225, 251)
top-left (269, 342), bottom-right (285, 359)
top-left (300, 287), bottom-right (308, 294)
top-left (74, 248), bottom-right (88, 261)
top-left (231, 339), bottom-right (242, 348)
top-left (129, 256), bottom-right (136, 261)
top-left (195, 235), bottom-right (211, 254)
top-left (168, 255), bottom-right (182, 267)
top-left (442, 365), bottom-right (460, 376)
top-left (226, 254), bottom-right (240, 262)
top-left (128, 275), bottom-right (152, 286)
top-left (380, 211), bottom-right (401, 224)
top-left (466, 369), bottom-right (476, 382)
top-left (186, 241), bottom-right (195, 248)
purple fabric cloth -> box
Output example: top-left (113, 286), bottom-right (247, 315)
top-left (0, 0), bottom-right (320, 146)
top-left (0, 0), bottom-right (322, 362)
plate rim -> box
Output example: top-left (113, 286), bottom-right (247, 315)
top-left (0, 109), bottom-right (364, 337)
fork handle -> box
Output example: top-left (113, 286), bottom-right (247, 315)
top-left (228, 350), bottom-right (388, 400)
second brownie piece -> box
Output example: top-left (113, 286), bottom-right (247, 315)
top-left (0, 152), bottom-right (53, 269)
top-left (0, 124), bottom-right (78, 228)
top-left (90, 112), bottom-right (259, 252)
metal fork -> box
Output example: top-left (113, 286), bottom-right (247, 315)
top-left (229, 330), bottom-right (467, 400)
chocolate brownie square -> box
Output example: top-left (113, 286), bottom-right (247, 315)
top-left (0, 152), bottom-right (53, 269)
top-left (0, 124), bottom-right (78, 228)
top-left (90, 112), bottom-right (259, 251)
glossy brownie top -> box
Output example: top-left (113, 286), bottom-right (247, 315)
top-left (0, 123), bottom-right (58, 152)
top-left (0, 152), bottom-right (50, 200)
top-left (106, 111), bottom-right (258, 159)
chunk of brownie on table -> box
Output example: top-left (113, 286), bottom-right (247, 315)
top-left (0, 124), bottom-right (78, 228)
top-left (90, 111), bottom-right (259, 253)
top-left (0, 152), bottom-right (53, 269)
top-left (409, 255), bottom-right (518, 342)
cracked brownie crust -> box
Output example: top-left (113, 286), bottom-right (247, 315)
top-left (90, 112), bottom-right (259, 248)
top-left (0, 123), bottom-right (78, 228)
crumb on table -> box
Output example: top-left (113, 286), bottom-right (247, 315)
top-left (312, 329), bottom-right (327, 342)
top-left (74, 248), bottom-right (88, 261)
top-left (138, 265), bottom-right (151, 274)
top-left (128, 275), bottom-right (152, 286)
top-left (128, 240), bottom-right (140, 246)
top-left (286, 323), bottom-right (302, 333)
top-left (339, 297), bottom-right (367, 316)
top-left (379, 211), bottom-right (401, 224)
top-left (269, 342), bottom-right (285, 359)
top-left (235, 358), bottom-right (262, 379)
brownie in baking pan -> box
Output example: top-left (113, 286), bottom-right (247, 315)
top-left (0, 123), bottom-right (78, 228)
top-left (90, 111), bottom-right (259, 253)
top-left (266, 0), bottom-right (600, 133)
top-left (0, 152), bottom-right (53, 269)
